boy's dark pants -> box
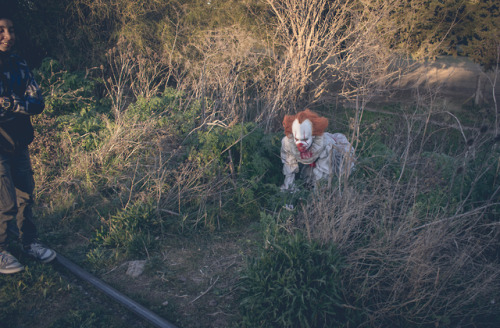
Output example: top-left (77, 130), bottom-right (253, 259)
top-left (0, 147), bottom-right (37, 251)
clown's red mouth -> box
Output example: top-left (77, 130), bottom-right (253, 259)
top-left (296, 143), bottom-right (313, 159)
top-left (298, 148), bottom-right (313, 160)
top-left (296, 143), bottom-right (308, 153)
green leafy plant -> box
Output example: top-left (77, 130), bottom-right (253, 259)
top-left (55, 105), bottom-right (107, 151)
top-left (89, 200), bottom-right (160, 263)
top-left (188, 123), bottom-right (282, 182)
top-left (34, 58), bottom-right (97, 115)
top-left (239, 232), bottom-right (349, 328)
top-left (171, 123), bottom-right (284, 229)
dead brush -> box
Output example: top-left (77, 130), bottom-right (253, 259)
top-left (298, 130), bottom-right (500, 327)
top-left (157, 159), bottom-right (234, 231)
top-left (177, 25), bottom-right (279, 133)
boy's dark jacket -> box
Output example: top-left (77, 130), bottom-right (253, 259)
top-left (0, 52), bottom-right (44, 152)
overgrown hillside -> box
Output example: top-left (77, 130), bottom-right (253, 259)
top-left (1, 0), bottom-right (499, 327)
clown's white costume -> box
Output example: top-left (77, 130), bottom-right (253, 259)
top-left (280, 109), bottom-right (355, 191)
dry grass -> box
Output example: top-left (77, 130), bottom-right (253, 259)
top-left (298, 122), bottom-right (500, 326)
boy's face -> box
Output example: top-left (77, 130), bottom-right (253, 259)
top-left (0, 19), bottom-right (15, 53)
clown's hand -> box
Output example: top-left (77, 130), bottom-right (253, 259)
top-left (280, 174), bottom-right (297, 193)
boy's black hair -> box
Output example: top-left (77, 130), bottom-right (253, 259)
top-left (0, 1), bottom-right (16, 21)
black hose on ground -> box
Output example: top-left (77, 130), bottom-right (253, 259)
top-left (8, 226), bottom-right (179, 328)
top-left (56, 253), bottom-right (179, 328)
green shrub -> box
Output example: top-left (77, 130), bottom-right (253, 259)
top-left (175, 123), bottom-right (283, 229)
top-left (56, 105), bottom-right (107, 151)
top-left (126, 95), bottom-right (167, 122)
top-left (188, 122), bottom-right (282, 181)
top-left (89, 200), bottom-right (160, 263)
top-left (239, 233), bottom-right (348, 328)
top-left (34, 58), bottom-right (97, 115)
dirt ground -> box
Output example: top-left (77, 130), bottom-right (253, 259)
top-left (99, 229), bottom-right (260, 328)
top-left (392, 56), bottom-right (499, 109)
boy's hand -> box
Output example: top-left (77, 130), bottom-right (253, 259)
top-left (0, 97), bottom-right (12, 110)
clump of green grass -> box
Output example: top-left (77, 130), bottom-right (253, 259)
top-left (49, 310), bottom-right (113, 328)
top-left (239, 212), bottom-right (354, 328)
top-left (0, 264), bottom-right (70, 326)
top-left (87, 200), bottom-right (160, 268)
top-left (239, 232), bottom-right (349, 328)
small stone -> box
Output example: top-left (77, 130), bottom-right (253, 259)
top-left (162, 300), bottom-right (169, 306)
top-left (126, 260), bottom-right (147, 278)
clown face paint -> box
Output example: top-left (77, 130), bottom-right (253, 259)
top-left (292, 118), bottom-right (313, 158)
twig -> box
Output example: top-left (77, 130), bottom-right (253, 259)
top-left (159, 208), bottom-right (181, 216)
top-left (190, 276), bottom-right (219, 304)
top-left (407, 202), bottom-right (499, 233)
top-left (208, 311), bottom-right (233, 317)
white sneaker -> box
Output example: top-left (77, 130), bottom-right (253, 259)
top-left (25, 242), bottom-right (57, 263)
top-left (0, 250), bottom-right (24, 274)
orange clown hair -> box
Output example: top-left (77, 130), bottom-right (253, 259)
top-left (283, 109), bottom-right (329, 136)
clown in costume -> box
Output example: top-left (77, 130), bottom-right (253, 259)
top-left (280, 109), bottom-right (354, 191)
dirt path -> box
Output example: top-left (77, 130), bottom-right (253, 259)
top-left (396, 56), bottom-right (499, 108)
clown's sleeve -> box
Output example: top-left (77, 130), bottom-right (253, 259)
top-left (312, 144), bottom-right (332, 181)
top-left (326, 132), bottom-right (355, 176)
top-left (280, 136), bottom-right (298, 191)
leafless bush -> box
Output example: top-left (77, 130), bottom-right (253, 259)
top-left (178, 26), bottom-right (272, 127)
top-left (261, 0), bottom-right (357, 122)
top-left (101, 37), bottom-right (173, 119)
top-left (174, 0), bottom-right (405, 129)
top-left (101, 38), bottom-right (135, 117)
top-left (260, 1), bottom-right (413, 123)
